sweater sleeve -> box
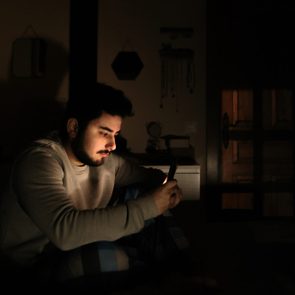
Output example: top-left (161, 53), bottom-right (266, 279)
top-left (113, 154), bottom-right (166, 189)
top-left (12, 149), bottom-right (159, 251)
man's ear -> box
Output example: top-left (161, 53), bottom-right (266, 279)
top-left (67, 118), bottom-right (79, 139)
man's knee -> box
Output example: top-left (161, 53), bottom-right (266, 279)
top-left (55, 242), bottom-right (130, 282)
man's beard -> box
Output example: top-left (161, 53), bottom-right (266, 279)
top-left (71, 130), bottom-right (105, 167)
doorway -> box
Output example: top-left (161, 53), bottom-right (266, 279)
top-left (205, 0), bottom-right (295, 221)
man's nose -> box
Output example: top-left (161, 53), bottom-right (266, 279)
top-left (106, 136), bottom-right (116, 151)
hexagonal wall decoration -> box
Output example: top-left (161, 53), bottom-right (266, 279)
top-left (111, 51), bottom-right (144, 80)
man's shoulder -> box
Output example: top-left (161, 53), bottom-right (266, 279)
top-left (16, 133), bottom-right (65, 165)
top-left (27, 131), bottom-right (63, 152)
top-left (34, 131), bottom-right (62, 148)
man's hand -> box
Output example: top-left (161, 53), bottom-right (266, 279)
top-left (152, 180), bottom-right (183, 214)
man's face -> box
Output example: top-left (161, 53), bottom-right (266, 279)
top-left (71, 112), bottom-right (122, 166)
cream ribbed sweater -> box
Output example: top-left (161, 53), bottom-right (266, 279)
top-left (0, 136), bottom-right (164, 267)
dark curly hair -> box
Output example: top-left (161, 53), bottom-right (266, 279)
top-left (60, 83), bottom-right (134, 138)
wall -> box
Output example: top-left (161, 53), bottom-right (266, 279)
top-left (97, 0), bottom-right (207, 183)
top-left (0, 0), bottom-right (69, 158)
top-left (0, 0), bottom-right (207, 187)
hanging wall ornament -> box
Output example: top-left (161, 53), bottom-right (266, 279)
top-left (186, 53), bottom-right (195, 94)
top-left (11, 25), bottom-right (47, 78)
top-left (159, 27), bottom-right (195, 111)
top-left (159, 48), bottom-right (195, 111)
top-left (111, 51), bottom-right (143, 80)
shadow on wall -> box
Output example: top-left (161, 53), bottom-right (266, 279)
top-left (0, 38), bottom-right (68, 161)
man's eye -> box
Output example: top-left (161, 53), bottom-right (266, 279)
top-left (99, 131), bottom-right (109, 137)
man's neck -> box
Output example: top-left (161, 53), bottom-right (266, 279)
top-left (63, 141), bottom-right (85, 167)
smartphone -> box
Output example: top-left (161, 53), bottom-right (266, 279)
top-left (167, 160), bottom-right (177, 181)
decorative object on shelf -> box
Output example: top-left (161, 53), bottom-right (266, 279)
top-left (145, 121), bottom-right (162, 153)
top-left (161, 134), bottom-right (190, 150)
top-left (111, 51), bottom-right (143, 80)
top-left (11, 25), bottom-right (46, 78)
top-left (161, 134), bottom-right (195, 160)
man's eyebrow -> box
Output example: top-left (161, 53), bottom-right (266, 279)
top-left (99, 126), bottom-right (120, 134)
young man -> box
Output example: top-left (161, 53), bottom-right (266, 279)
top-left (0, 83), bottom-right (187, 290)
